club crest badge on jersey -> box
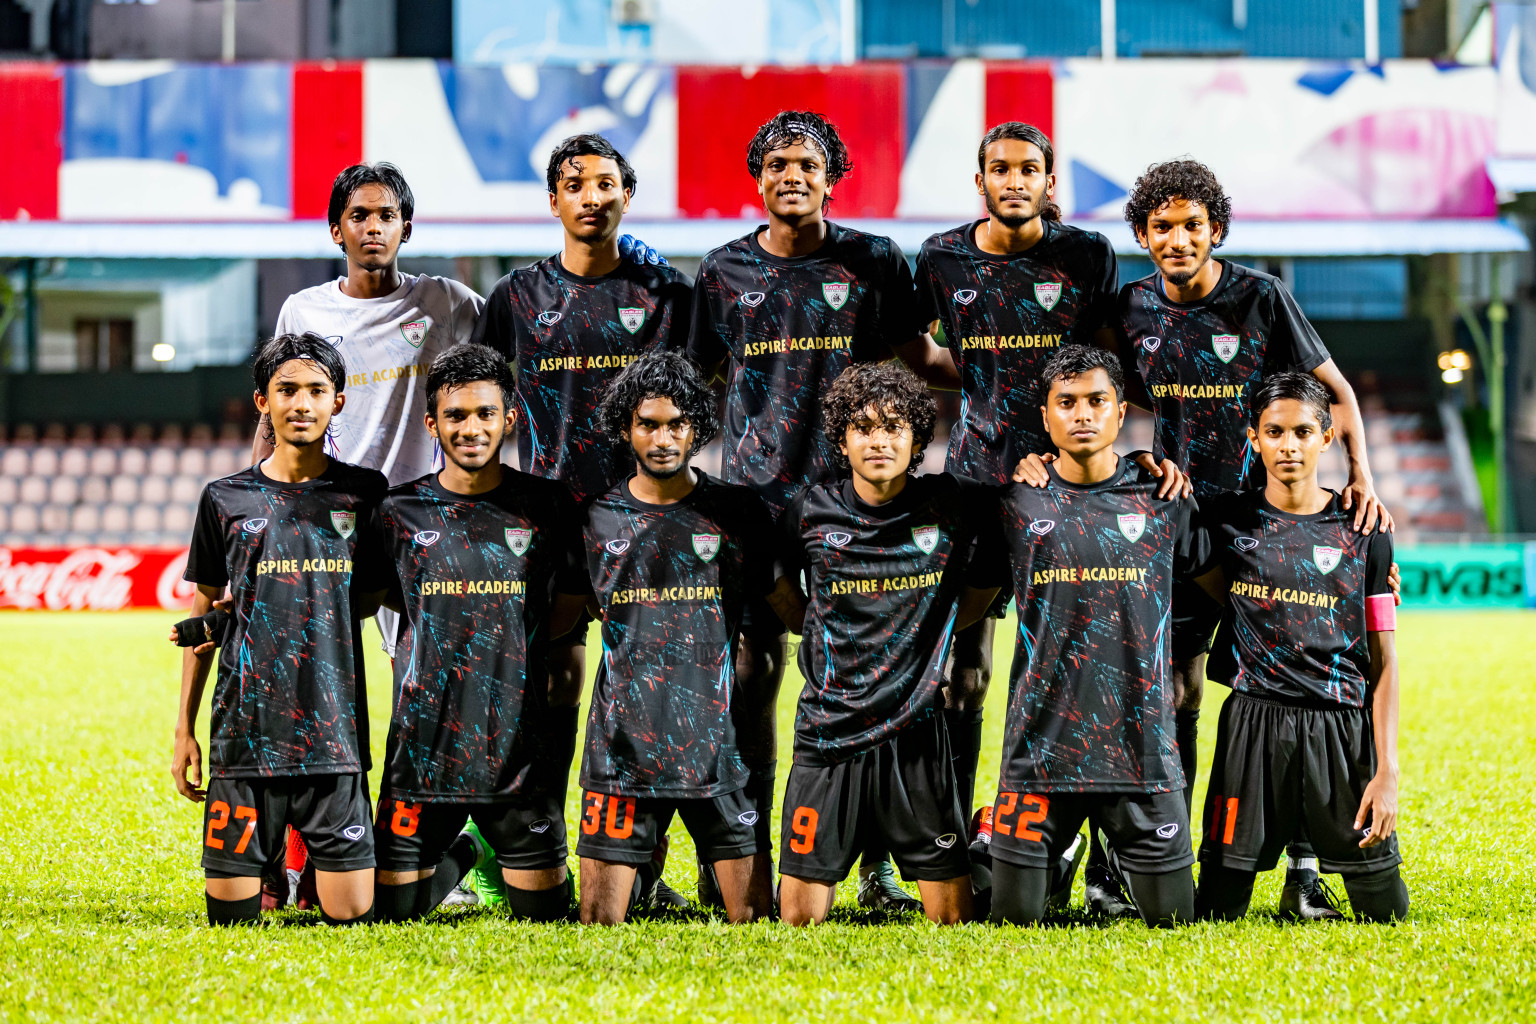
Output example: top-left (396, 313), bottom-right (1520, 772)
top-left (414, 530), bottom-right (441, 547)
top-left (693, 533), bottom-right (721, 563)
top-left (618, 307), bottom-right (645, 334)
top-left (1034, 282), bottom-right (1062, 311)
top-left (242, 518), bottom-right (268, 534)
top-left (1117, 513), bottom-right (1146, 543)
top-left (605, 539), bottom-right (630, 555)
top-left (506, 528), bottom-right (532, 556)
top-left (740, 291), bottom-right (765, 307)
top-left (1212, 334), bottom-right (1240, 363)
top-left (399, 319), bottom-right (428, 348)
top-left (537, 311), bottom-right (562, 326)
top-left (822, 282), bottom-right (850, 310)
top-left (1313, 545), bottom-right (1343, 574)
top-left (1234, 536), bottom-right (1259, 551)
top-left (825, 531), bottom-right (852, 548)
top-left (1028, 519), bottom-right (1056, 536)
top-left (953, 289), bottom-right (978, 306)
top-left (1142, 336), bottom-right (1162, 354)
top-left (913, 525), bottom-right (940, 555)
top-left (331, 511), bottom-right (356, 539)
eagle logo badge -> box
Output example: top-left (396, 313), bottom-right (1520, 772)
top-left (506, 528), bottom-right (532, 556)
top-left (822, 282), bottom-right (850, 310)
top-left (330, 511), bottom-right (356, 539)
top-left (618, 307), bottom-right (645, 334)
top-left (692, 533), bottom-right (720, 563)
top-left (912, 525), bottom-right (940, 555)
top-left (1117, 513), bottom-right (1146, 543)
top-left (1034, 282), bottom-right (1062, 311)
top-left (1212, 334), bottom-right (1240, 363)
top-left (399, 319), bottom-right (428, 348)
top-left (1314, 545), bottom-right (1343, 574)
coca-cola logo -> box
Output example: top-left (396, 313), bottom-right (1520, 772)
top-left (156, 550), bottom-right (196, 610)
top-left (0, 547), bottom-right (142, 610)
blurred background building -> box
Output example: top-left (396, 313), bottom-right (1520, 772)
top-left (0, 1), bottom-right (1534, 603)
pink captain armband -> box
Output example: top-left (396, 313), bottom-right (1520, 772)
top-left (1365, 593), bottom-right (1397, 632)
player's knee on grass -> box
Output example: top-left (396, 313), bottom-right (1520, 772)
top-left (989, 862), bottom-right (1050, 926)
top-left (1343, 866), bottom-right (1409, 923)
top-left (321, 905), bottom-right (375, 926)
top-left (374, 879), bottom-right (421, 923)
top-left (1125, 867), bottom-right (1194, 927)
top-left (1194, 865), bottom-right (1257, 921)
top-left (206, 892), bottom-right (261, 926)
top-left (504, 875), bottom-right (574, 922)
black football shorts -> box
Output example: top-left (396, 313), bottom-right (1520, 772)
top-left (779, 715), bottom-right (971, 884)
top-left (1199, 692), bottom-right (1402, 875)
top-left (201, 773), bottom-right (374, 877)
top-left (573, 788), bottom-right (764, 865)
top-left (988, 787), bottom-right (1193, 874)
top-left (549, 607), bottom-right (593, 650)
top-left (374, 790), bottom-right (568, 872)
top-left (1171, 576), bottom-right (1223, 661)
top-left (739, 593), bottom-right (788, 639)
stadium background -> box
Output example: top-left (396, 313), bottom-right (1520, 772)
top-left (1, 4), bottom-right (1535, 1020)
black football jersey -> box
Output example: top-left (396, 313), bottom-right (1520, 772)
top-left (184, 460), bottom-right (390, 778)
top-left (374, 472), bottom-right (588, 802)
top-left (999, 459), bottom-right (1212, 793)
top-left (914, 219), bottom-right (1118, 482)
top-left (779, 474), bottom-right (1007, 765)
top-left (1117, 261), bottom-right (1330, 495)
top-left (687, 222), bottom-right (917, 518)
top-left (1203, 490), bottom-right (1392, 708)
top-left (580, 471), bottom-right (776, 798)
top-left (470, 256), bottom-right (693, 503)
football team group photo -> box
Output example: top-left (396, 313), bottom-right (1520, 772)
top-left (168, 114), bottom-right (1411, 933)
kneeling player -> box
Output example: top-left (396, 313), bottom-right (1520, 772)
top-left (575, 352), bottom-right (777, 925)
top-left (171, 333), bottom-right (389, 926)
top-left (370, 345), bottom-right (591, 922)
top-left (1193, 374), bottom-right (1407, 922)
top-left (990, 346), bottom-right (1218, 927)
top-left (770, 363), bottom-right (1004, 925)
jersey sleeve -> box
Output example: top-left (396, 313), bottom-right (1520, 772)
top-left (1269, 279), bottom-right (1330, 372)
top-left (738, 492), bottom-right (778, 597)
top-left (961, 482), bottom-right (1010, 590)
top-left (1364, 529), bottom-right (1394, 597)
top-left (183, 486), bottom-right (229, 588)
top-left (552, 491), bottom-right (593, 596)
top-left (912, 245), bottom-right (942, 334)
top-left (684, 261), bottom-right (729, 371)
top-left (1086, 232), bottom-right (1120, 333)
top-left (774, 490), bottom-right (810, 589)
top-left (865, 239), bottom-right (917, 361)
top-left (1172, 496), bottom-right (1217, 580)
top-left (274, 296), bottom-right (297, 337)
top-left (468, 275), bottom-right (515, 360)
top-left (448, 278), bottom-right (486, 345)
top-left (656, 272), bottom-right (695, 354)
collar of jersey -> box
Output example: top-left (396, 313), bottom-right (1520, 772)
top-left (747, 222), bottom-right (840, 266)
top-left (839, 475), bottom-right (924, 520)
top-left (618, 468), bottom-right (708, 512)
top-left (1257, 488), bottom-right (1341, 521)
top-left (252, 457), bottom-right (339, 491)
top-left (426, 471), bottom-right (515, 504)
top-left (329, 274), bottom-right (415, 306)
top-left (1045, 456), bottom-right (1129, 492)
top-left (1154, 258), bottom-right (1233, 309)
top-left (962, 217), bottom-right (1053, 262)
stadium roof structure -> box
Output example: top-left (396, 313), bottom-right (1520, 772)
top-left (0, 219), bottom-right (1526, 260)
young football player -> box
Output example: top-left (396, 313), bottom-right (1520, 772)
top-left (369, 345), bottom-right (591, 922)
top-left (687, 110), bottom-right (960, 912)
top-left (1192, 373), bottom-right (1406, 922)
top-left (1115, 159), bottom-right (1391, 918)
top-left (172, 332), bottom-right (390, 926)
top-left (769, 362), bottom-right (1005, 926)
top-left (468, 137), bottom-right (694, 907)
top-left (989, 345), bottom-right (1217, 928)
top-left (575, 352), bottom-right (776, 925)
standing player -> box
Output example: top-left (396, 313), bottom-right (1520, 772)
top-left (1117, 159), bottom-right (1392, 917)
top-left (912, 121), bottom-right (1119, 834)
top-left (171, 333), bottom-right (389, 926)
top-left (575, 352), bottom-right (776, 925)
top-left (370, 345), bottom-right (591, 922)
top-left (989, 346), bottom-right (1216, 928)
top-left (769, 363), bottom-right (1005, 926)
top-left (469, 137), bottom-right (693, 899)
top-left (1193, 374), bottom-right (1406, 921)
top-left (687, 110), bottom-right (960, 911)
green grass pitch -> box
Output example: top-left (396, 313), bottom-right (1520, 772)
top-left (2, 610), bottom-right (1534, 1022)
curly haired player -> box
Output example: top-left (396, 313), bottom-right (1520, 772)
top-left (769, 362), bottom-right (1004, 925)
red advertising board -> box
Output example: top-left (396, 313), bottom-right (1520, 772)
top-left (0, 547), bottom-right (195, 611)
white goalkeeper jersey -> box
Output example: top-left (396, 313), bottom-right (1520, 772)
top-left (276, 274), bottom-right (487, 486)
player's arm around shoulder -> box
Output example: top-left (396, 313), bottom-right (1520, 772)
top-left (1359, 530), bottom-right (1400, 847)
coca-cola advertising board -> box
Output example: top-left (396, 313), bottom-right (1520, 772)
top-left (0, 547), bottom-right (195, 611)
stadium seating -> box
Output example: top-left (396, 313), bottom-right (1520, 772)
top-left (0, 424), bottom-right (252, 548)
